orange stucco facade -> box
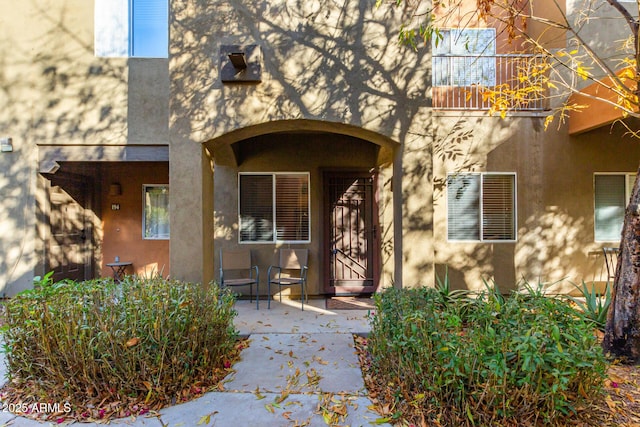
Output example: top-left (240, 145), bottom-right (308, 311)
top-left (569, 67), bottom-right (639, 135)
top-left (101, 162), bottom-right (170, 279)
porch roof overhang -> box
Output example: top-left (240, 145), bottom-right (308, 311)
top-left (568, 67), bottom-right (639, 135)
top-left (37, 144), bottom-right (169, 173)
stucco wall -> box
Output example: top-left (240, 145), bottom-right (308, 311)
top-left (169, 0), bottom-right (433, 287)
top-left (0, 0), bottom-right (170, 294)
top-left (433, 113), bottom-right (640, 292)
top-left (170, 1), bottom-right (429, 144)
top-left (0, 136), bottom-right (36, 296)
top-left (101, 162), bottom-right (170, 279)
top-left (432, 114), bottom-right (537, 291)
top-left (539, 120), bottom-right (640, 291)
top-left (565, 0), bottom-right (637, 85)
top-left (5, 0), bottom-right (631, 296)
top-left (0, 0), bottom-right (117, 295)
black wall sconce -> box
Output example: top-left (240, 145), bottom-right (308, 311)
top-left (228, 52), bottom-right (247, 70)
top-left (220, 44), bottom-right (261, 83)
top-left (109, 183), bottom-right (122, 196)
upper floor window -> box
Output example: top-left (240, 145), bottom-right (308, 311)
top-left (432, 28), bottom-right (496, 87)
top-left (239, 173), bottom-right (310, 243)
top-left (447, 173), bottom-right (516, 242)
top-left (594, 173), bottom-right (636, 242)
top-left (143, 185), bottom-right (170, 239)
top-left (95, 0), bottom-right (168, 58)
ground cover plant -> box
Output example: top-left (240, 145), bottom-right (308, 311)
top-left (363, 284), bottom-right (609, 426)
top-left (0, 273), bottom-right (242, 422)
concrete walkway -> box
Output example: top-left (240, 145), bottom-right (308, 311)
top-left (0, 299), bottom-right (390, 426)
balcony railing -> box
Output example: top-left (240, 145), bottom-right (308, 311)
top-left (432, 54), bottom-right (548, 111)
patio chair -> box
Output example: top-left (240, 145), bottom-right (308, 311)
top-left (603, 246), bottom-right (619, 283)
top-left (267, 248), bottom-right (308, 310)
top-left (219, 249), bottom-right (259, 309)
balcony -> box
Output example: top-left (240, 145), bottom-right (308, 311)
top-left (432, 54), bottom-right (548, 112)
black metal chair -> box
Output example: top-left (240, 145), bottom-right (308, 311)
top-left (219, 249), bottom-right (259, 309)
top-left (602, 247), bottom-right (619, 282)
top-left (267, 249), bottom-right (308, 310)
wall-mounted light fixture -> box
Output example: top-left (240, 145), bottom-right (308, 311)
top-left (228, 52), bottom-right (247, 70)
top-left (220, 44), bottom-right (262, 83)
top-left (0, 137), bottom-right (13, 152)
top-left (40, 159), bottom-right (60, 174)
top-left (109, 183), bottom-right (122, 196)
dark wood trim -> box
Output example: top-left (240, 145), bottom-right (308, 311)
top-left (37, 145), bottom-right (169, 172)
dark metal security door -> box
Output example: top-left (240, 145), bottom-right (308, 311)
top-left (323, 171), bottom-right (379, 294)
top-left (46, 176), bottom-right (91, 282)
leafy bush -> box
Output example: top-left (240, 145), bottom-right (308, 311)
top-left (1, 273), bottom-right (238, 418)
top-left (366, 286), bottom-right (607, 426)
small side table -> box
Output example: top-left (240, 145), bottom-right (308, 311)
top-left (106, 261), bottom-right (132, 282)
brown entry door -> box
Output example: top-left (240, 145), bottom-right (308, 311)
top-left (46, 178), bottom-right (90, 282)
top-left (324, 172), bottom-right (379, 294)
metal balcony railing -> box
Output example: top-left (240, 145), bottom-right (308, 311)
top-left (432, 54), bottom-right (548, 111)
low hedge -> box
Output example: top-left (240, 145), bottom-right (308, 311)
top-left (1, 273), bottom-right (238, 419)
top-left (366, 286), bottom-right (607, 426)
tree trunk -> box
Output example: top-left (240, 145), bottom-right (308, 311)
top-left (603, 164), bottom-right (640, 362)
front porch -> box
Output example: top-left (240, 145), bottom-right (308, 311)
top-left (231, 298), bottom-right (372, 336)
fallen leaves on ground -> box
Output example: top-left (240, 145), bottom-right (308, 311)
top-left (316, 392), bottom-right (359, 426)
top-left (594, 362), bottom-right (640, 426)
top-left (354, 335), bottom-right (640, 427)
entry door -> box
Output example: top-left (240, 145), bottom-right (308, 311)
top-left (323, 172), bottom-right (379, 294)
top-left (46, 177), bottom-right (91, 282)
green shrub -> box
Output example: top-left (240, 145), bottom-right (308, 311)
top-left (2, 273), bottom-right (238, 416)
top-left (367, 286), bottom-right (607, 426)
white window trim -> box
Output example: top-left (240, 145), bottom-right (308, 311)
top-left (432, 27), bottom-right (497, 87)
top-left (238, 172), bottom-right (311, 244)
top-left (142, 184), bottom-right (170, 240)
top-left (446, 172), bottom-right (517, 243)
top-left (594, 172), bottom-right (636, 243)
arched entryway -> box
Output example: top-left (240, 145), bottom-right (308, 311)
top-left (204, 120), bottom-right (398, 299)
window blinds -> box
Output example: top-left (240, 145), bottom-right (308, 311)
top-left (239, 173), bottom-right (310, 243)
top-left (594, 174), bottom-right (626, 241)
top-left (482, 174), bottom-right (515, 240)
top-left (447, 173), bottom-right (515, 241)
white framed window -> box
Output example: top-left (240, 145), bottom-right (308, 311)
top-left (95, 0), bottom-right (168, 58)
top-left (594, 173), bottom-right (636, 242)
top-left (239, 173), bottom-right (310, 243)
top-left (432, 28), bottom-right (497, 86)
top-left (447, 173), bottom-right (516, 241)
top-left (143, 185), bottom-right (169, 239)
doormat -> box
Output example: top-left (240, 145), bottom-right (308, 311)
top-left (326, 296), bottom-right (375, 310)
